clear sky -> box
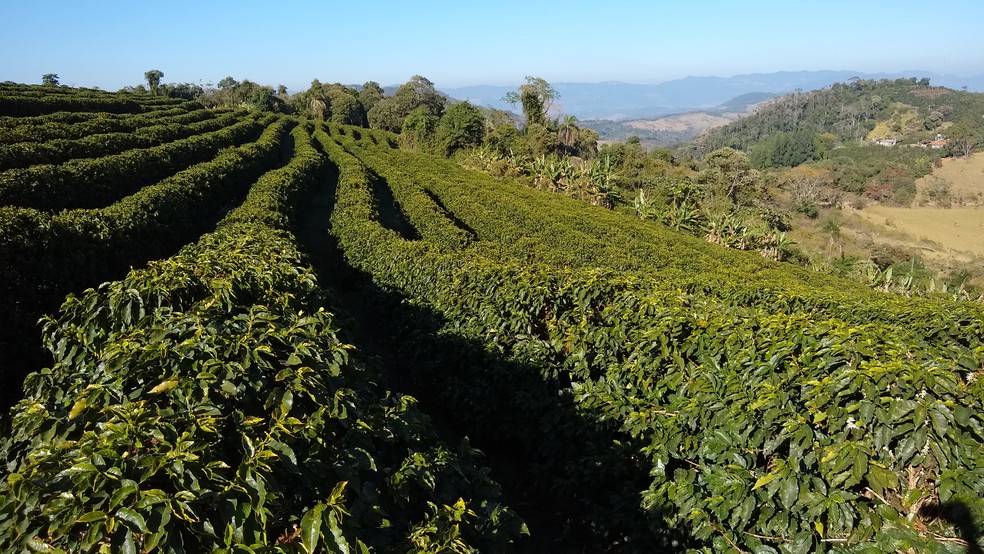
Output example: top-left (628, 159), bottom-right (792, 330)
top-left (1, 0), bottom-right (982, 91)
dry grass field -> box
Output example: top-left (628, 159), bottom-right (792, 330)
top-left (851, 205), bottom-right (984, 260)
top-left (831, 153), bottom-right (984, 267)
top-left (914, 153), bottom-right (984, 204)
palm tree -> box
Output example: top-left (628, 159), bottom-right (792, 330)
top-left (309, 97), bottom-right (327, 120)
top-left (559, 115), bottom-right (579, 154)
top-left (144, 69), bottom-right (164, 95)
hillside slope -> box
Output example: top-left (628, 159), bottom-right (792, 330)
top-left (1, 86), bottom-right (982, 553)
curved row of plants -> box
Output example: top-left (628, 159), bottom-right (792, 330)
top-left (0, 122), bottom-right (524, 552)
top-left (320, 129), bottom-right (984, 552)
top-left (0, 109), bottom-right (248, 171)
top-left (0, 116), bottom-right (290, 410)
top-left (0, 105), bottom-right (211, 144)
top-left (0, 112), bottom-right (271, 210)
top-left (339, 129), bottom-right (984, 357)
top-left (330, 132), bottom-right (473, 252)
top-left (0, 85), bottom-right (187, 117)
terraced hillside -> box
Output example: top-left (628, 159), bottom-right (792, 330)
top-left (0, 86), bottom-right (524, 553)
top-left (1, 86), bottom-right (982, 552)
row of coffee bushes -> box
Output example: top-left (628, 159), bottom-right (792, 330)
top-left (0, 110), bottom-right (248, 171)
top-left (0, 117), bottom-right (291, 410)
top-left (329, 130), bottom-right (474, 251)
top-left (0, 113), bottom-right (271, 210)
top-left (343, 132), bottom-right (984, 360)
top-left (0, 85), bottom-right (187, 116)
top-left (0, 106), bottom-right (212, 144)
top-left (321, 130), bottom-right (984, 552)
top-left (0, 123), bottom-right (524, 552)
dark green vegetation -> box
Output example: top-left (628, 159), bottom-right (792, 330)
top-left (1, 84), bottom-right (983, 552)
top-left (684, 78), bottom-right (984, 205)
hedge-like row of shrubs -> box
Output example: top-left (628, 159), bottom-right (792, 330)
top-left (0, 113), bottom-right (272, 210)
top-left (0, 110), bottom-right (246, 170)
top-left (0, 116), bottom-right (291, 410)
top-left (322, 130), bottom-right (984, 552)
top-left (0, 86), bottom-right (187, 116)
top-left (0, 122), bottom-right (525, 552)
top-left (0, 106), bottom-right (211, 144)
top-left (346, 133), bottom-right (984, 358)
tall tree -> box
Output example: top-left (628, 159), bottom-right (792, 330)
top-left (558, 115), bottom-right (579, 153)
top-left (395, 75), bottom-right (445, 117)
top-left (699, 148), bottom-right (756, 205)
top-left (505, 76), bottom-right (557, 128)
top-left (144, 69), bottom-right (164, 95)
top-left (217, 76), bottom-right (238, 91)
top-left (435, 101), bottom-right (485, 155)
top-left (400, 107), bottom-right (439, 151)
top-left (359, 81), bottom-right (385, 113)
top-left (947, 117), bottom-right (984, 157)
top-left (327, 89), bottom-right (365, 126)
top-left (41, 73), bottom-right (59, 87)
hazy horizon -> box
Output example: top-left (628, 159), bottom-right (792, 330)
top-left (2, 0), bottom-right (983, 91)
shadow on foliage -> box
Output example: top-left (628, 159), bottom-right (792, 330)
top-left (297, 172), bottom-right (692, 552)
top-left (920, 501), bottom-right (984, 554)
top-left (0, 130), bottom-right (298, 415)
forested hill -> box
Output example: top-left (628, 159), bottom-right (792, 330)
top-left (683, 77), bottom-right (984, 161)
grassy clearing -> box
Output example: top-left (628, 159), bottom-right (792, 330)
top-left (915, 152), bottom-right (984, 204)
top-left (851, 205), bottom-right (984, 259)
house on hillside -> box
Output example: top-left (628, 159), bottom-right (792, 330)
top-left (929, 139), bottom-right (947, 149)
top-left (874, 138), bottom-right (897, 147)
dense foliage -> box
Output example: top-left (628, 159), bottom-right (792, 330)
top-left (678, 79), bottom-right (984, 205)
top-left (322, 125), bottom-right (984, 552)
top-left (2, 85), bottom-right (982, 553)
top-left (0, 89), bottom-right (524, 552)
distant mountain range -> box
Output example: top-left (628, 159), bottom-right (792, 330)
top-left (440, 70), bottom-right (984, 120)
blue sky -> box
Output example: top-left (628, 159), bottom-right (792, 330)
top-left (1, 0), bottom-right (982, 91)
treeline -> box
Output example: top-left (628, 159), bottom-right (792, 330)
top-left (677, 78), bottom-right (984, 205)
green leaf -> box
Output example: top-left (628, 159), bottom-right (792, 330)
top-left (300, 503), bottom-right (326, 554)
top-left (788, 530), bottom-right (814, 554)
top-left (77, 510), bottom-right (108, 523)
top-left (121, 529), bottom-right (137, 554)
top-left (279, 389), bottom-right (294, 416)
top-left (68, 398), bottom-right (87, 420)
top-left (329, 481), bottom-right (348, 506)
top-left (25, 538), bottom-right (56, 552)
top-left (110, 481), bottom-right (138, 509)
top-left (115, 507), bottom-right (149, 534)
top-left (326, 510), bottom-right (350, 554)
top-left (780, 477), bottom-right (799, 510)
top-left (930, 408), bottom-right (949, 437)
top-left (752, 472), bottom-right (776, 491)
top-left (148, 379), bottom-right (179, 394)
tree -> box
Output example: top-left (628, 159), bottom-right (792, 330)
top-left (217, 76), bottom-right (238, 91)
top-left (144, 69), bottom-right (164, 95)
top-left (558, 115), bottom-right (579, 154)
top-left (367, 98), bottom-right (405, 132)
top-left (158, 82), bottom-right (204, 100)
top-left (700, 148), bottom-right (756, 205)
top-left (400, 107), bottom-right (439, 151)
top-left (359, 81), bottom-right (385, 113)
top-left (505, 76), bottom-right (557, 129)
top-left (946, 117), bottom-right (984, 158)
top-left (41, 73), bottom-right (59, 87)
top-left (327, 89), bottom-right (365, 126)
top-left (368, 76), bottom-right (444, 132)
top-left (435, 102), bottom-right (485, 155)
top-left (395, 75), bottom-right (445, 118)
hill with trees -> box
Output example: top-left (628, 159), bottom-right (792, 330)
top-left (0, 79), bottom-right (983, 553)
